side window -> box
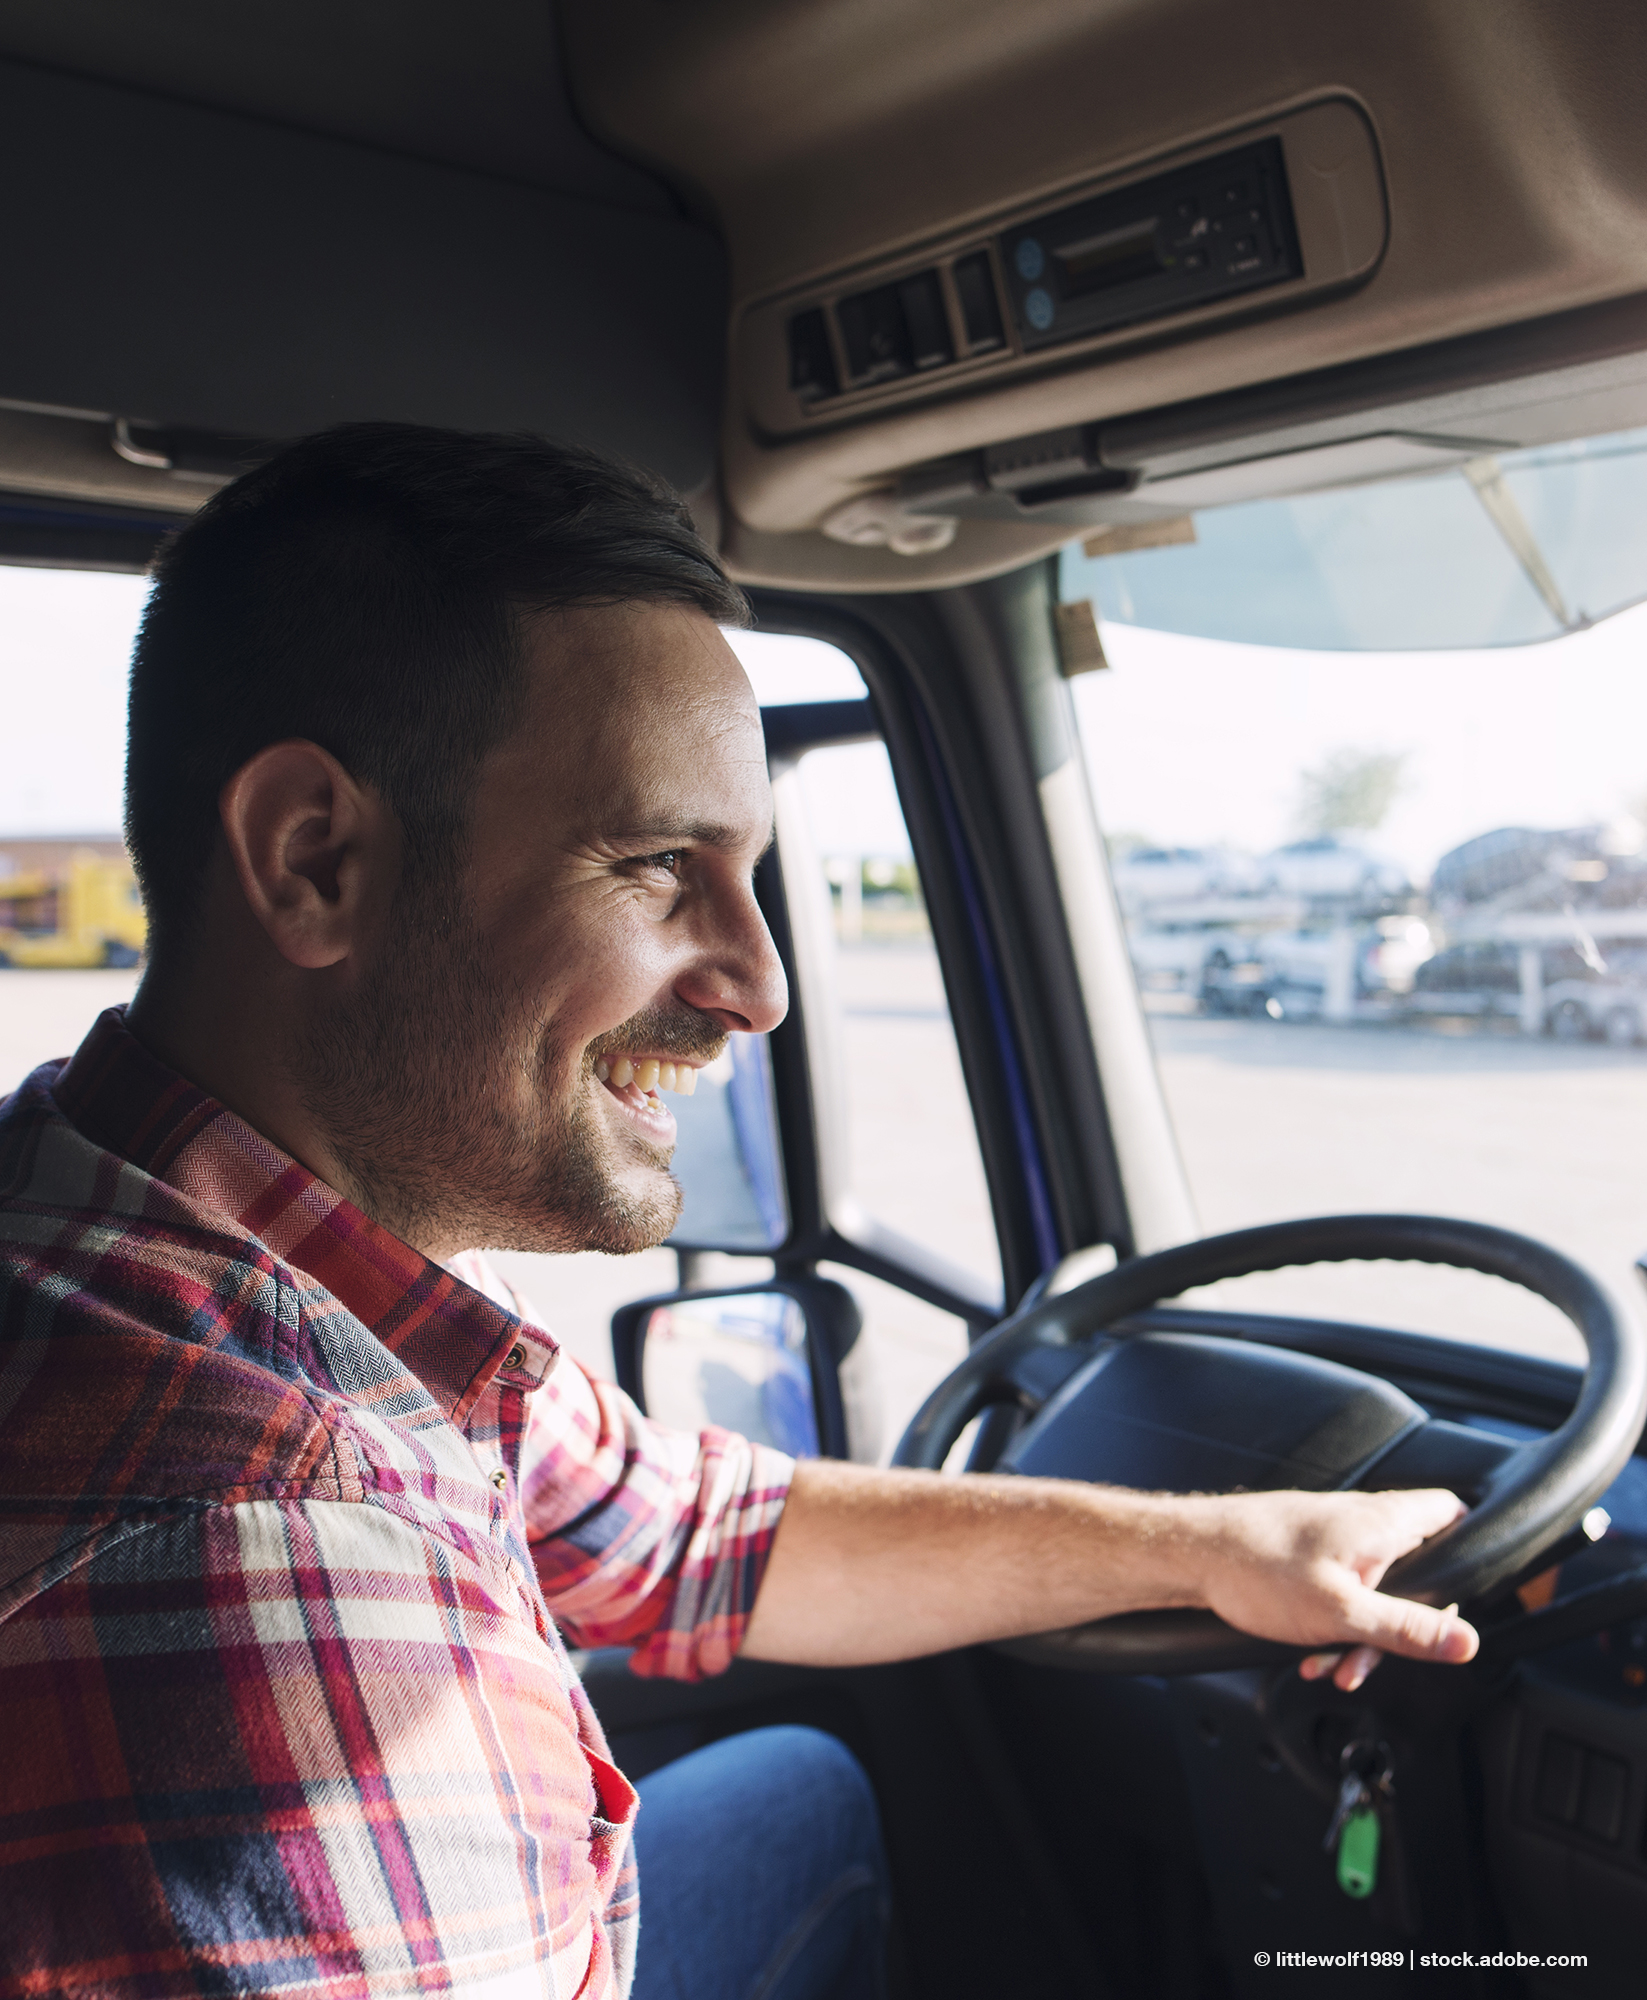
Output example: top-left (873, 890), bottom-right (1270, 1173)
top-left (743, 634), bottom-right (1001, 1457)
top-left (0, 567), bottom-right (151, 1085)
top-left (792, 737), bottom-right (1001, 1305)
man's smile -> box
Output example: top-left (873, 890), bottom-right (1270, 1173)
top-left (593, 1051), bottom-right (708, 1147)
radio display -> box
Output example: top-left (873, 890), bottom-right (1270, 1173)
top-left (1054, 218), bottom-right (1164, 297)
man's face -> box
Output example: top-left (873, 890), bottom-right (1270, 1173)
top-left (301, 602), bottom-right (787, 1257)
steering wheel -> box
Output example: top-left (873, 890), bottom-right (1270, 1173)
top-left (892, 1214), bottom-right (1647, 1674)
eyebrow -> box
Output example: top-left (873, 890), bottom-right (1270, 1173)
top-left (617, 818), bottom-right (777, 858)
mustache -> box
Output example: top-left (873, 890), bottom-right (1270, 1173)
top-left (585, 1007), bottom-right (730, 1069)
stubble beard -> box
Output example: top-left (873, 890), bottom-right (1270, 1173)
top-left (294, 872), bottom-right (687, 1258)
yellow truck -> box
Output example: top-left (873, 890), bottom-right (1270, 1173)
top-left (0, 852), bottom-right (146, 968)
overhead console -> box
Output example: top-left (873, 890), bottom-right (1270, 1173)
top-left (999, 138), bottom-right (1300, 353)
top-left (740, 100), bottom-right (1385, 444)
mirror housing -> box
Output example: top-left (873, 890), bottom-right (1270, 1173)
top-left (611, 1278), bottom-right (862, 1459)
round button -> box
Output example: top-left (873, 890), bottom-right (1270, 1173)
top-left (505, 1344), bottom-right (526, 1371)
top-left (490, 1467), bottom-right (509, 1492)
top-left (1014, 237), bottom-right (1045, 283)
top-left (1024, 288), bottom-right (1055, 332)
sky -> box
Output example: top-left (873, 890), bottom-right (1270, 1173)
top-left (0, 566), bottom-right (150, 836)
top-left (1075, 603), bottom-right (1647, 879)
top-left (4, 569), bottom-right (1645, 885)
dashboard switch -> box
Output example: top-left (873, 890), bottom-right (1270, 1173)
top-left (787, 308), bottom-right (839, 401)
top-left (897, 270), bottom-right (953, 370)
top-left (837, 283), bottom-right (913, 384)
top-left (953, 251), bottom-right (1005, 351)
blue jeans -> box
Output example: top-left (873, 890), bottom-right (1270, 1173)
top-left (630, 1724), bottom-right (888, 2000)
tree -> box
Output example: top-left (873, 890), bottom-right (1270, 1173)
top-left (1294, 748), bottom-right (1408, 837)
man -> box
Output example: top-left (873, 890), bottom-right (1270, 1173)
top-left (0, 426), bottom-right (1476, 1999)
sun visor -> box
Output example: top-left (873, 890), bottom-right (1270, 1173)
top-left (1132, 433), bottom-right (1496, 509)
top-left (0, 61), bottom-right (726, 491)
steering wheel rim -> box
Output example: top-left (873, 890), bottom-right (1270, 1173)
top-left (892, 1214), bottom-right (1647, 1673)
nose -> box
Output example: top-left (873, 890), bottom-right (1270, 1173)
top-left (674, 881), bottom-right (789, 1035)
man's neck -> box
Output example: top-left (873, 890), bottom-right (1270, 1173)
top-left (127, 950), bottom-right (350, 1213)
top-left (126, 955), bottom-right (486, 1263)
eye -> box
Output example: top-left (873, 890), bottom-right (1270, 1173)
top-left (634, 849), bottom-right (682, 877)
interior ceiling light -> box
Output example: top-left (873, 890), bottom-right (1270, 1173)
top-left (821, 492), bottom-right (959, 557)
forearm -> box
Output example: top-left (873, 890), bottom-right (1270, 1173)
top-left (739, 1458), bottom-right (1479, 1672)
top-left (743, 1460), bottom-right (1223, 1666)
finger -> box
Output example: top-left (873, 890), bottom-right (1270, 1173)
top-left (1299, 1650), bottom-right (1344, 1682)
top-left (1368, 1487), bottom-right (1470, 1546)
top-left (1353, 1490), bottom-right (1472, 1591)
top-left (1332, 1645), bottom-right (1382, 1692)
top-left (1337, 1582), bottom-right (1479, 1664)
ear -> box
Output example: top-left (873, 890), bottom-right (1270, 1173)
top-left (218, 741), bottom-right (390, 969)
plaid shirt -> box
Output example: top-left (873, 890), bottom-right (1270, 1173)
top-left (0, 1009), bottom-right (794, 1999)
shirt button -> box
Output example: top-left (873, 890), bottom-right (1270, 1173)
top-left (505, 1344), bottom-right (526, 1371)
top-left (490, 1467), bottom-right (509, 1492)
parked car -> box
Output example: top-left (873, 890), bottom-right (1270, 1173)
top-left (1432, 822), bottom-right (1647, 914)
top-left (1126, 922), bottom-right (1217, 991)
top-left (1246, 916), bottom-right (1434, 1012)
top-left (1407, 941), bottom-right (1522, 1014)
top-left (1259, 836), bottom-right (1409, 903)
top-left (1430, 826), bottom-right (1577, 909)
top-left (1126, 921), bottom-right (1260, 994)
top-left (1546, 977), bottom-right (1646, 1045)
top-left (1263, 916), bottom-right (1431, 1000)
top-left (1542, 949), bottom-right (1647, 1044)
top-left (1109, 844), bottom-right (1256, 912)
top-left (1255, 928), bottom-right (1349, 998)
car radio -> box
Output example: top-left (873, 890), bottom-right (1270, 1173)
top-left (999, 137), bottom-right (1302, 351)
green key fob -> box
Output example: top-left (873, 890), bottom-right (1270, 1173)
top-left (1336, 1807), bottom-right (1380, 1899)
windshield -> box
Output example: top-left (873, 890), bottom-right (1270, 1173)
top-left (1059, 547), bottom-right (1647, 1360)
top-left (1064, 424), bottom-right (1647, 650)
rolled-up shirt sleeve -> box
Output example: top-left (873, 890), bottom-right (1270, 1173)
top-left (518, 1351), bottom-right (795, 1681)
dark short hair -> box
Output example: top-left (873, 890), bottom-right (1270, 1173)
top-left (125, 422), bottom-right (748, 957)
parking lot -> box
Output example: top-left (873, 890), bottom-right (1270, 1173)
top-left (823, 954), bottom-right (1647, 1377)
top-left (1147, 1005), bottom-right (1647, 1362)
top-left (6, 957), bottom-right (1643, 1451)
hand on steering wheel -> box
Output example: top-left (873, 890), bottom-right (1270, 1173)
top-left (1181, 1487), bottom-right (1476, 1689)
top-left (894, 1214), bottom-right (1647, 1675)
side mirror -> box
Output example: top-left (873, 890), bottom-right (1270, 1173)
top-left (611, 1278), bottom-right (862, 1459)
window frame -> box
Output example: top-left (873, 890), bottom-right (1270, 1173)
top-left (744, 581), bottom-right (1147, 1328)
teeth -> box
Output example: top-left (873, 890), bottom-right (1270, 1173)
top-left (598, 1054), bottom-right (700, 1096)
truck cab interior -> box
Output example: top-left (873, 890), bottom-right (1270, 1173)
top-left (6, 4), bottom-right (1647, 1993)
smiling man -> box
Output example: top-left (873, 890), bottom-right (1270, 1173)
top-left (0, 426), bottom-right (1477, 2000)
